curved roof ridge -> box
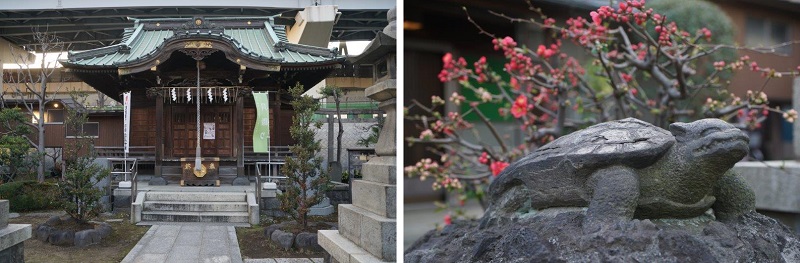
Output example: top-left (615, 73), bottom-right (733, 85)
top-left (61, 16), bottom-right (343, 69)
top-left (123, 24), bottom-right (145, 47)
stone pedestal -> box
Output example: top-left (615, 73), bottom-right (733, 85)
top-left (0, 200), bottom-right (31, 263)
top-left (113, 188), bottom-right (132, 210)
top-left (319, 67), bottom-right (397, 261)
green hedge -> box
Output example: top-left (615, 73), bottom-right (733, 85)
top-left (0, 181), bottom-right (60, 212)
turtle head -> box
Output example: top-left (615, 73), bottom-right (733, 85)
top-left (669, 119), bottom-right (749, 165)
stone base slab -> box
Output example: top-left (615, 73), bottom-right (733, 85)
top-left (114, 188), bottom-right (132, 209)
top-left (319, 230), bottom-right (391, 263)
top-left (360, 156), bottom-right (396, 185)
top-left (0, 224), bottom-right (31, 252)
top-left (352, 180), bottom-right (396, 219)
top-left (337, 204), bottom-right (395, 260)
top-left (0, 242), bottom-right (23, 263)
top-left (0, 201), bottom-right (8, 228)
top-left (365, 79), bottom-right (396, 102)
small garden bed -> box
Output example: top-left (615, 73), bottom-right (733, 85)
top-left (237, 213), bottom-right (337, 259)
top-left (32, 215), bottom-right (113, 247)
top-left (10, 210), bottom-right (149, 263)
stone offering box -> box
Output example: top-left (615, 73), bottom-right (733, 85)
top-left (180, 157), bottom-right (220, 186)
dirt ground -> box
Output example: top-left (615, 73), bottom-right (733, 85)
top-left (237, 214), bottom-right (337, 259)
top-left (9, 210), bottom-right (150, 263)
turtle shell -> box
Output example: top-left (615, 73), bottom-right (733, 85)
top-left (523, 118), bottom-right (675, 170)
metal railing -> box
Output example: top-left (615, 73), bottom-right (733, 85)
top-left (98, 146), bottom-right (289, 160)
top-left (244, 146), bottom-right (292, 160)
top-left (107, 158), bottom-right (138, 219)
top-left (97, 146), bottom-right (155, 159)
top-left (254, 161), bottom-right (287, 206)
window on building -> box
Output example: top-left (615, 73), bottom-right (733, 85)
top-left (46, 109), bottom-right (64, 123)
top-left (65, 122), bottom-right (99, 138)
top-left (746, 17), bottom-right (791, 55)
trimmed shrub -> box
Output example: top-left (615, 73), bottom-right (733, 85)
top-left (0, 180), bottom-right (60, 212)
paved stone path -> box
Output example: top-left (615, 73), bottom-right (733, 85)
top-left (121, 225), bottom-right (243, 263)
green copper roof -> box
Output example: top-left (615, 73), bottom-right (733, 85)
top-left (62, 16), bottom-right (343, 69)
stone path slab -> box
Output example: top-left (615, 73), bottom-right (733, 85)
top-left (121, 224), bottom-right (243, 263)
top-left (244, 259), bottom-right (322, 263)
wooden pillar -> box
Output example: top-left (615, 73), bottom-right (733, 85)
top-left (150, 96), bottom-right (167, 185)
top-left (276, 95), bottom-right (281, 146)
top-left (232, 95), bottom-right (248, 185)
top-left (156, 99), bottom-right (163, 175)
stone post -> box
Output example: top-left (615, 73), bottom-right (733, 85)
top-left (318, 7), bottom-right (397, 262)
top-left (0, 200), bottom-right (31, 262)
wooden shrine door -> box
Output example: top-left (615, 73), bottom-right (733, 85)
top-left (169, 105), bottom-right (234, 158)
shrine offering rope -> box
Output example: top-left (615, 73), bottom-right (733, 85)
top-left (195, 60), bottom-right (201, 170)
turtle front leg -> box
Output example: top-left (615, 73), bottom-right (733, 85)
top-left (712, 170), bottom-right (755, 221)
top-left (583, 166), bottom-right (639, 234)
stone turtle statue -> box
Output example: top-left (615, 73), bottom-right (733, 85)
top-left (481, 118), bottom-right (755, 232)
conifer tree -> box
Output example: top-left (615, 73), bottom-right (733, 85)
top-left (60, 92), bottom-right (107, 223)
top-left (280, 83), bottom-right (329, 229)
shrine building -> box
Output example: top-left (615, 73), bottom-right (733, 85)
top-left (60, 14), bottom-right (345, 186)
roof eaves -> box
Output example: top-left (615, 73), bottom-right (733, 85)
top-left (67, 44), bottom-right (128, 63)
top-left (274, 42), bottom-right (339, 59)
top-left (58, 98), bottom-right (87, 112)
top-left (350, 32), bottom-right (395, 65)
top-left (280, 57), bottom-right (346, 69)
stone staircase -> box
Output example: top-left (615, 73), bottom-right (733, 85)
top-left (132, 191), bottom-right (258, 225)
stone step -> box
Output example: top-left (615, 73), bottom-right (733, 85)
top-left (352, 180), bottom-right (396, 218)
top-left (141, 211), bottom-right (250, 223)
top-left (145, 192), bottom-right (246, 202)
top-left (319, 230), bottom-right (390, 263)
top-left (143, 201), bottom-right (248, 212)
top-left (135, 221), bottom-right (250, 227)
top-left (218, 167), bottom-right (238, 175)
top-left (337, 204), bottom-right (396, 261)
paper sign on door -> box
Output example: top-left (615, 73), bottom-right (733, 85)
top-left (203, 123), bottom-right (215, 139)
